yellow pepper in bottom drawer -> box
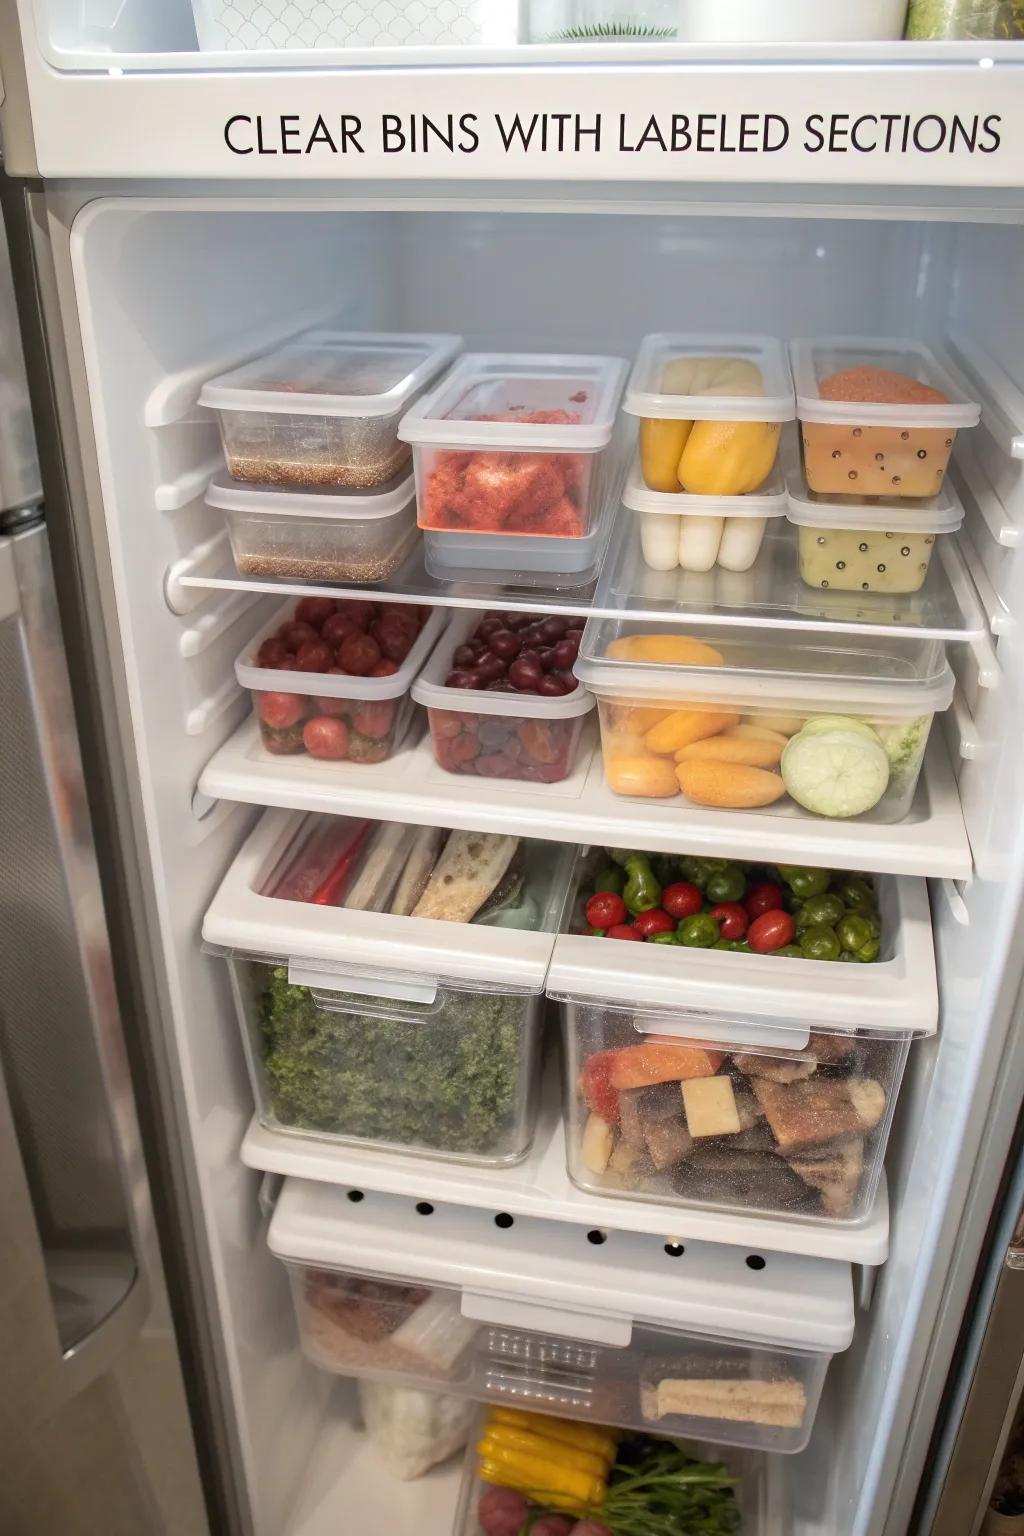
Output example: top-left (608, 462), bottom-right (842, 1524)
top-left (487, 1408), bottom-right (618, 1465)
top-left (477, 1443), bottom-right (605, 1512)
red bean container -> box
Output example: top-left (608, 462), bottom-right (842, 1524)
top-left (412, 611), bottom-right (595, 784)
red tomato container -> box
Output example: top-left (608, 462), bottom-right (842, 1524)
top-left (412, 612), bottom-right (595, 784)
top-left (236, 597), bottom-right (445, 763)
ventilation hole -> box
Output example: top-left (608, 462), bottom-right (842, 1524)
top-left (901, 546), bottom-right (911, 557)
top-left (848, 470), bottom-right (858, 480)
top-left (884, 531), bottom-right (895, 539)
top-left (346, 1189), bottom-right (365, 1203)
top-left (877, 564), bottom-right (887, 573)
top-left (821, 579), bottom-right (830, 588)
top-left (858, 542), bottom-right (869, 552)
top-left (874, 452), bottom-right (885, 462)
top-left (494, 1213), bottom-right (514, 1230)
top-left (917, 449), bottom-right (928, 459)
top-left (587, 1230), bottom-right (607, 1246)
top-left (746, 1254), bottom-right (767, 1271)
top-left (415, 1201), bottom-right (434, 1216)
top-left (862, 582), bottom-right (870, 590)
top-left (891, 476), bottom-right (902, 486)
top-left (836, 560), bottom-right (846, 571)
top-left (852, 427), bottom-right (863, 438)
top-left (831, 449), bottom-right (841, 459)
top-left (945, 437), bottom-right (953, 447)
top-left (901, 431), bottom-right (911, 441)
top-left (664, 1243), bottom-right (685, 1258)
top-left (816, 535), bottom-right (826, 545)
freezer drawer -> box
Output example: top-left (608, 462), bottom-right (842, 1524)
top-left (269, 1179), bottom-right (853, 1455)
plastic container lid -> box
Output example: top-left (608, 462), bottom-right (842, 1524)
top-left (623, 454), bottom-right (789, 518)
top-left (206, 467), bottom-right (416, 521)
top-left (236, 599), bottom-right (445, 700)
top-left (398, 353), bottom-right (628, 452)
top-left (785, 459), bottom-right (966, 535)
top-left (198, 332), bottom-right (461, 418)
top-left (624, 335), bottom-right (796, 424)
top-left (574, 617), bottom-right (955, 719)
top-left (790, 338), bottom-right (981, 430)
top-left (413, 611), bottom-right (596, 722)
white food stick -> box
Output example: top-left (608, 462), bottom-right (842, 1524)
top-left (640, 512), bottom-right (681, 572)
top-left (678, 515), bottom-right (724, 573)
top-left (718, 515), bottom-right (768, 573)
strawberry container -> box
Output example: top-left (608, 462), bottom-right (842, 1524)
top-left (236, 598), bottom-right (444, 763)
top-left (412, 611), bottom-right (595, 784)
top-left (398, 353), bottom-right (628, 540)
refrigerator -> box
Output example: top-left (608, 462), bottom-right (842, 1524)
top-left (1, 9), bottom-right (1024, 1536)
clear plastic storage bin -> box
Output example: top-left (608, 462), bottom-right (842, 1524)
top-left (269, 1179), bottom-right (853, 1454)
top-left (203, 808), bottom-right (575, 1165)
top-left (548, 847), bottom-right (935, 1226)
top-left (412, 612), bottom-right (595, 784)
top-left (207, 468), bottom-right (418, 583)
top-left (236, 597), bottom-right (444, 762)
top-left (574, 617), bottom-right (954, 822)
top-left (199, 331), bottom-right (460, 489)
top-left (622, 453), bottom-right (788, 574)
top-left (786, 460), bottom-right (966, 596)
top-left (623, 335), bottom-right (795, 499)
top-left (398, 354), bottom-right (628, 542)
top-left (790, 338), bottom-right (980, 499)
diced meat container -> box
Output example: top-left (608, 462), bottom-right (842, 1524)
top-left (398, 353), bottom-right (628, 540)
top-left (206, 467), bottom-right (418, 583)
top-left (412, 611), bottom-right (596, 784)
top-left (547, 849), bottom-right (937, 1227)
top-left (236, 597), bottom-right (444, 762)
top-left (203, 808), bottom-right (575, 1165)
top-left (623, 334), bottom-right (795, 500)
top-left (269, 1178), bottom-right (853, 1454)
top-left (198, 330), bottom-right (460, 489)
top-left (790, 337), bottom-right (980, 499)
top-left (785, 457), bottom-right (966, 596)
top-left (573, 617), bottom-right (954, 822)
top-left (622, 452), bottom-right (788, 574)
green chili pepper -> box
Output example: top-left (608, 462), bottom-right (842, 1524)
top-left (838, 876), bottom-right (877, 914)
top-left (705, 866), bottom-right (747, 904)
top-left (593, 866), bottom-right (625, 896)
top-left (677, 913), bottom-right (721, 948)
top-left (622, 855), bottom-right (662, 916)
top-left (836, 913), bottom-right (873, 953)
top-left (779, 866), bottom-right (831, 899)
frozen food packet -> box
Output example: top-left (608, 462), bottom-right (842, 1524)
top-left (358, 1382), bottom-right (476, 1480)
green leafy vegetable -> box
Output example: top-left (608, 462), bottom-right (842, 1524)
top-left (548, 19), bottom-right (676, 38)
top-left (256, 964), bottom-right (530, 1155)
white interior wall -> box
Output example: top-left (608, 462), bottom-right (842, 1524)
top-left (59, 197), bottom-right (1023, 1536)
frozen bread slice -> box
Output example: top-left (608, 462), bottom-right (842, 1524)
top-left (752, 1076), bottom-right (886, 1154)
top-left (411, 831), bottom-right (519, 923)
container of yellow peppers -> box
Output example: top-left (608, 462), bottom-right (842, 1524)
top-left (622, 335), bottom-right (796, 575)
top-left (462, 1404), bottom-right (754, 1535)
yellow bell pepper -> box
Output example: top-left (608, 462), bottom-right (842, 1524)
top-left (487, 1408), bottom-right (618, 1465)
top-left (677, 419), bottom-right (781, 497)
top-left (477, 1425), bottom-right (607, 1482)
top-left (640, 417), bottom-right (693, 492)
top-left (476, 1442), bottom-right (605, 1513)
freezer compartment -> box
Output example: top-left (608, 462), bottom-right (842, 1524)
top-left (562, 1000), bottom-right (911, 1226)
top-left (790, 337), bottom-right (980, 499)
top-left (199, 331), bottom-right (460, 488)
top-left (623, 334), bottom-right (794, 499)
top-left (454, 1416), bottom-right (791, 1533)
top-left (268, 1180), bottom-right (852, 1454)
top-left (575, 617), bottom-right (954, 822)
top-left (207, 468), bottom-right (419, 583)
top-left (413, 611), bottom-right (595, 783)
top-left (399, 354), bottom-right (627, 542)
top-left (235, 596), bottom-right (444, 761)
top-left (205, 807), bottom-right (576, 1163)
top-left (785, 457), bottom-right (966, 597)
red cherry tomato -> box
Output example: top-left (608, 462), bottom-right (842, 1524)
top-left (296, 639), bottom-right (333, 673)
top-left (257, 637), bottom-right (289, 669)
top-left (370, 659), bottom-right (400, 677)
top-left (295, 596), bottom-right (338, 628)
top-left (662, 882), bottom-right (704, 920)
top-left (302, 716), bottom-right (350, 760)
top-left (585, 891), bottom-right (628, 930)
top-left (321, 613), bottom-right (360, 650)
top-left (257, 691), bottom-right (305, 729)
top-left (279, 620), bottom-right (319, 653)
top-left (710, 902), bottom-right (749, 940)
top-left (606, 923), bottom-right (643, 942)
top-left (337, 633), bottom-right (382, 676)
top-left (744, 881), bottom-right (785, 919)
top-left (748, 909), bottom-right (796, 954)
top-left (633, 908), bottom-right (675, 938)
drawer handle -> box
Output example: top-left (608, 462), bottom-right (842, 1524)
top-left (461, 1291), bottom-right (634, 1348)
top-left (288, 961), bottom-right (438, 1009)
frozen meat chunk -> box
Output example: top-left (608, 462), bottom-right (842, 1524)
top-left (752, 1076), bottom-right (886, 1154)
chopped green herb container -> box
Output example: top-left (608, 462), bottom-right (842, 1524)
top-left (906, 0), bottom-right (1024, 37)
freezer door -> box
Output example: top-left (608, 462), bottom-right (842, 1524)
top-left (0, 516), bottom-right (209, 1535)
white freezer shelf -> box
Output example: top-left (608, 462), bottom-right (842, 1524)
top-left (241, 1072), bottom-right (890, 1266)
top-left (201, 712), bottom-right (972, 880)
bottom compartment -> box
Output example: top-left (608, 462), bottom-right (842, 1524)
top-left (269, 1181), bottom-right (852, 1455)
